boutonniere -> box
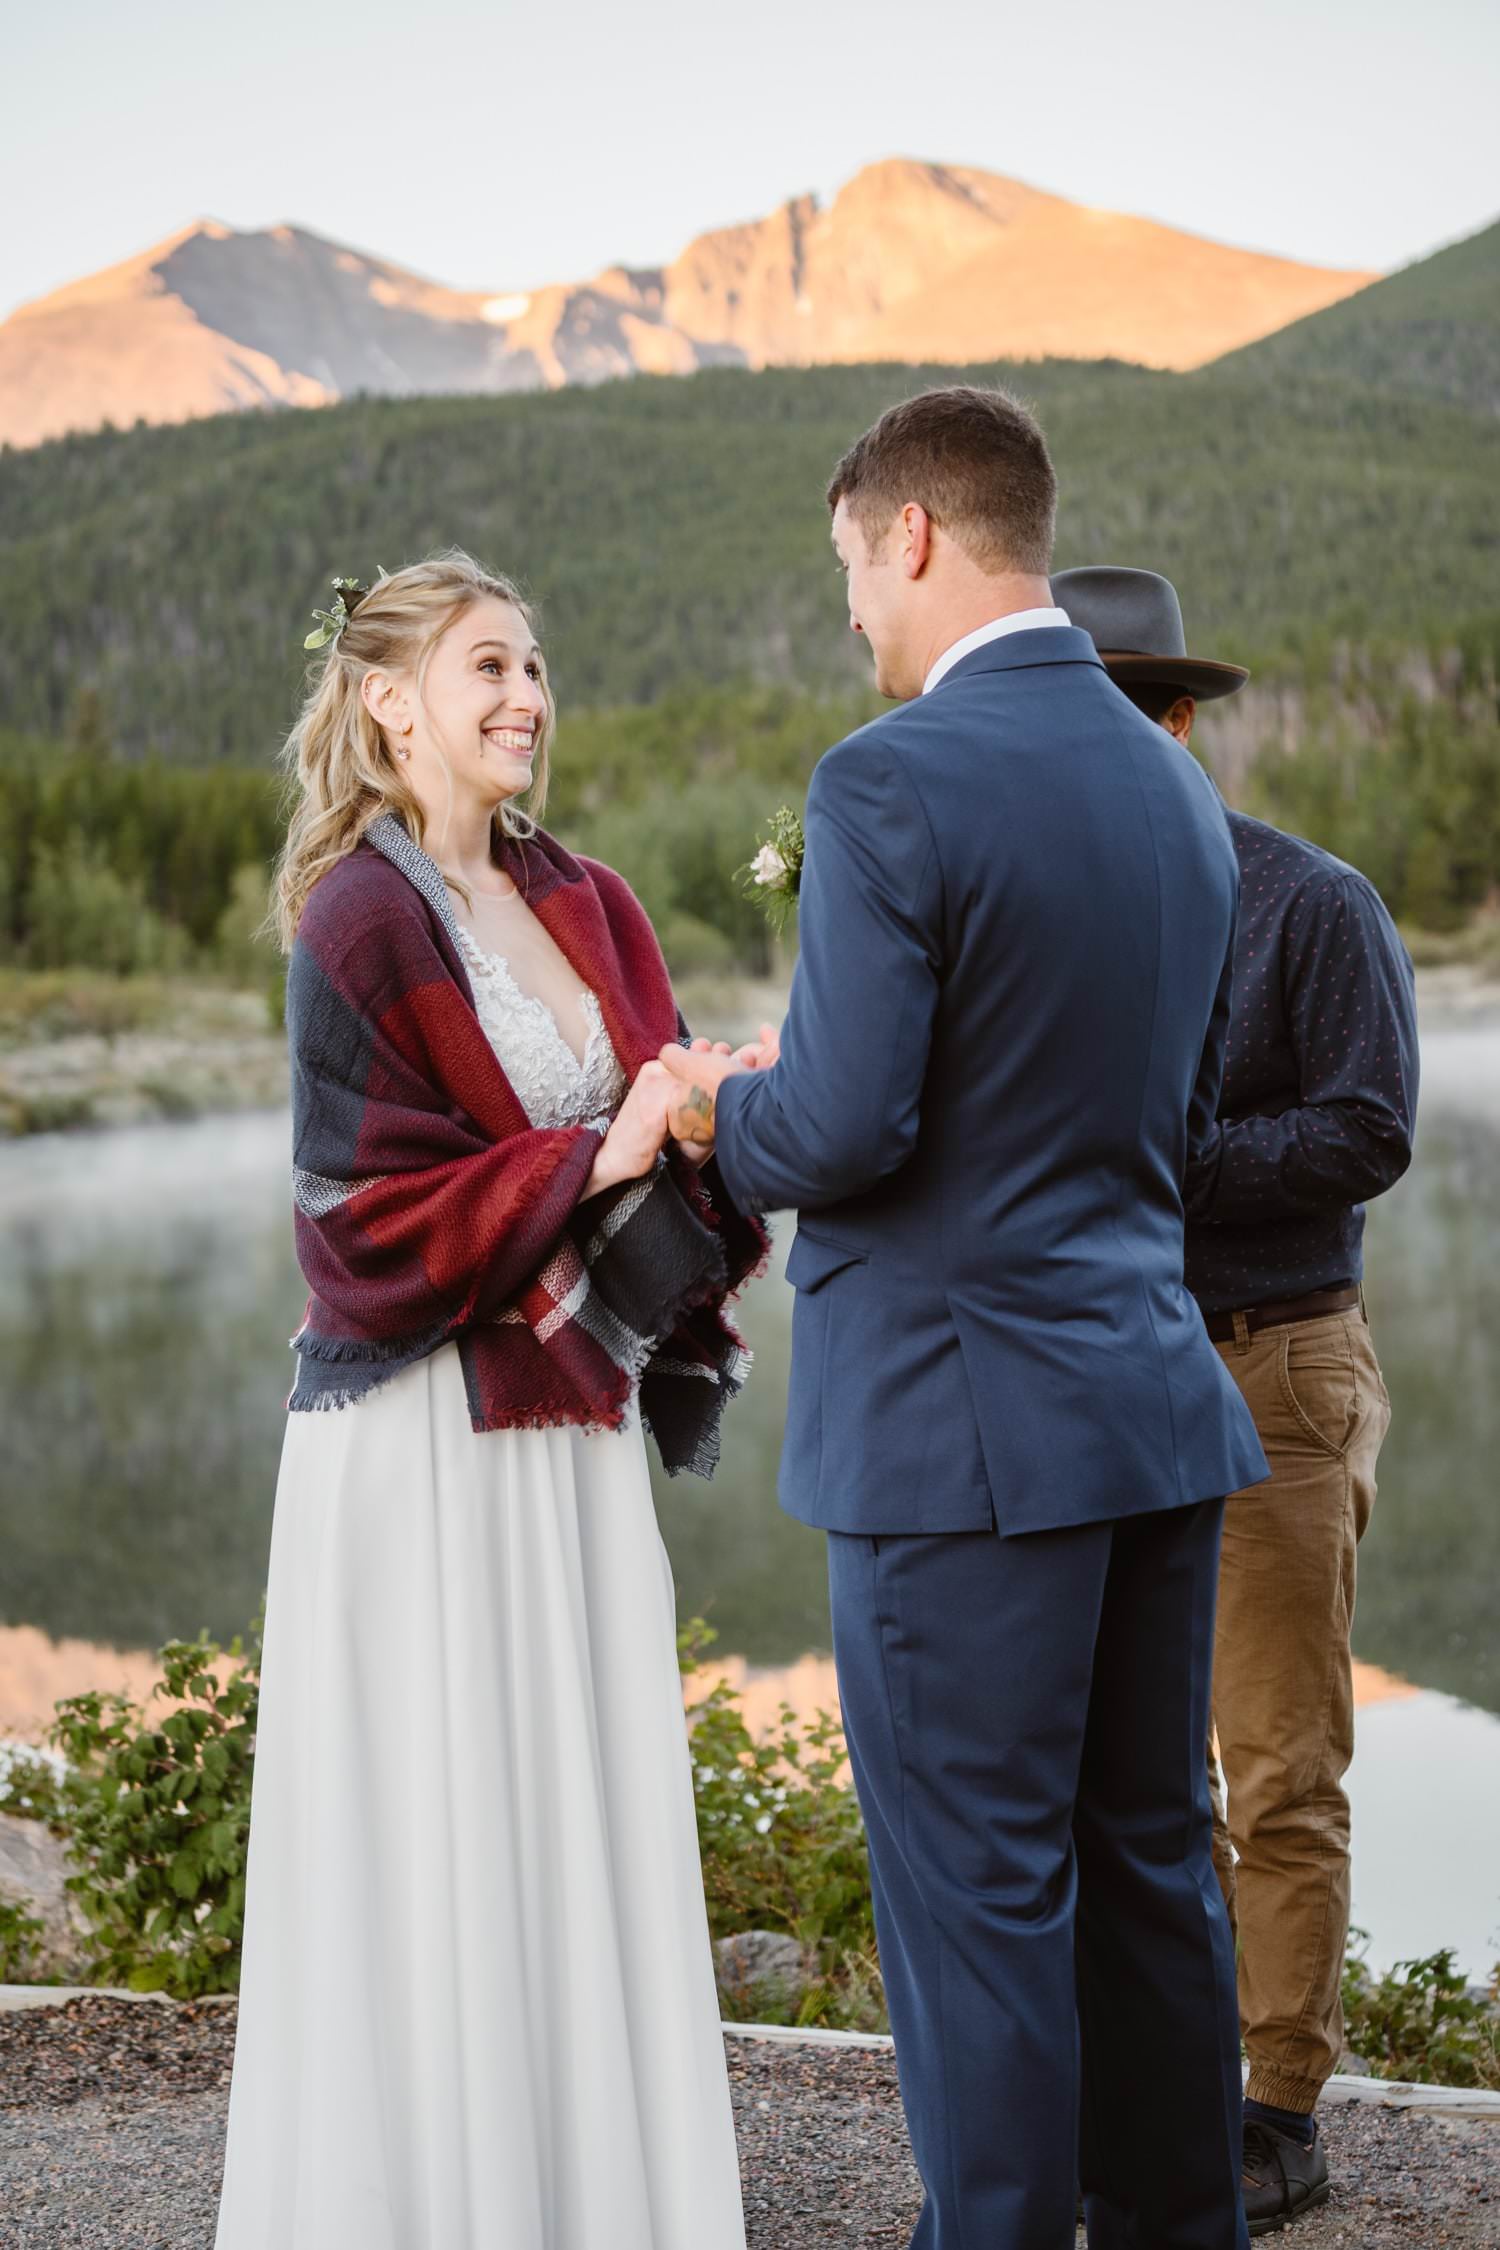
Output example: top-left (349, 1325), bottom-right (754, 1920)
top-left (737, 806), bottom-right (805, 938)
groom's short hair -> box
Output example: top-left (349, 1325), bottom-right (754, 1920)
top-left (826, 385), bottom-right (1057, 575)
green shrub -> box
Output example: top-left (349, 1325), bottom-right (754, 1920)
top-left (25, 1608), bottom-right (877, 2017)
top-left (16, 1603), bottom-right (1499, 2066)
top-left (655, 911), bottom-right (738, 978)
top-left (212, 862), bottom-right (278, 986)
top-left (1342, 1929), bottom-right (1500, 2089)
top-left (0, 1741), bottom-right (71, 1824)
top-left (25, 841), bottom-right (191, 977)
top-left (572, 772), bottom-right (803, 979)
top-left (0, 968), bottom-right (185, 1046)
top-left (45, 1627), bottom-right (260, 1997)
top-left (0, 1898), bottom-right (49, 1982)
top-left (678, 1616), bottom-right (881, 2029)
top-left (1, 1091), bottom-right (98, 1135)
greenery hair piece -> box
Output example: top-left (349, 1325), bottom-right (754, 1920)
top-left (303, 575), bottom-right (372, 651)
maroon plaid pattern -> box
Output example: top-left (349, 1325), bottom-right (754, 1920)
top-left (285, 813), bottom-right (769, 1476)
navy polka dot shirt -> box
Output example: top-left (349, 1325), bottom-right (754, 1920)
top-left (1183, 810), bottom-right (1420, 1316)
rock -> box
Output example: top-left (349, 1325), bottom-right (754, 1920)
top-left (0, 1810), bottom-right (91, 1980)
top-left (713, 1930), bottom-right (808, 2014)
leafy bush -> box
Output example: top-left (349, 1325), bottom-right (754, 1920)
top-left (1342, 1929), bottom-right (1500, 2089)
top-left (25, 841), bottom-right (190, 976)
top-left (0, 1738), bottom-right (72, 1822)
top-left (211, 862), bottom-right (277, 985)
top-left (13, 1608), bottom-right (885, 2021)
top-left (654, 911), bottom-right (738, 978)
top-left (0, 968), bottom-right (193, 1046)
top-left (44, 1627), bottom-right (260, 1997)
top-left (0, 1898), bottom-right (48, 1982)
top-left (574, 773), bottom-right (800, 980)
top-left (213, 861), bottom-right (288, 1028)
top-left (678, 1616), bottom-right (882, 2029)
top-left (13, 1604), bottom-right (1500, 2066)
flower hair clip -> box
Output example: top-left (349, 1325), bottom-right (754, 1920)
top-left (303, 576), bottom-right (372, 651)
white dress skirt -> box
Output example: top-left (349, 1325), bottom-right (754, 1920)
top-left (214, 933), bottom-right (748, 2250)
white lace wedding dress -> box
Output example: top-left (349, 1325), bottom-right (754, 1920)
top-left (213, 927), bottom-right (747, 2250)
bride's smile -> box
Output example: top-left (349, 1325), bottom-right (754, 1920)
top-left (482, 722), bottom-right (534, 758)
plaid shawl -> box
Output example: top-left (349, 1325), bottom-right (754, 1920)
top-left (285, 810), bottom-right (770, 1476)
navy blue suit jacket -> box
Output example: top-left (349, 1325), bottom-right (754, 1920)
top-left (713, 627), bottom-right (1269, 1537)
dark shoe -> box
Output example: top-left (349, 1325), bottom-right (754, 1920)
top-left (1242, 2118), bottom-right (1330, 2235)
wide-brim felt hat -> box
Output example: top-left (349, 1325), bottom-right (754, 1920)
top-left (1050, 566), bottom-right (1249, 702)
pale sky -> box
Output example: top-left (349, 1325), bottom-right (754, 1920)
top-left (6, 0), bottom-right (1497, 320)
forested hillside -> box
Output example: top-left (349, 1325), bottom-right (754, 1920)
top-left (1225, 218), bottom-right (1499, 416)
top-left (1, 351), bottom-right (1496, 762)
top-left (2, 215), bottom-right (1497, 991)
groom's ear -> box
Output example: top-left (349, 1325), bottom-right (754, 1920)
top-left (899, 503), bottom-right (933, 579)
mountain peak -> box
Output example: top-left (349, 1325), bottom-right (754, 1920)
top-left (0, 160), bottom-right (1381, 449)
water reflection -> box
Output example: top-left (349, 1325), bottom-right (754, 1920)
top-left (1359, 1028), bottom-right (1500, 1714)
top-left (1347, 1688), bottom-right (1500, 1976)
top-left (0, 1109), bottom-right (822, 1662)
top-left (2, 1026), bottom-right (1499, 1972)
top-left (0, 1112), bottom-right (300, 1656)
top-left (2, 1036), bottom-right (1497, 1706)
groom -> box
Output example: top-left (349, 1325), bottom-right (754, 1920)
top-left (659, 384), bottom-right (1268, 2248)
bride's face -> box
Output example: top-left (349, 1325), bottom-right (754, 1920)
top-left (402, 594), bottom-right (548, 804)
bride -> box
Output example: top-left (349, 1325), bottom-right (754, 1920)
top-left (213, 550), bottom-right (769, 2249)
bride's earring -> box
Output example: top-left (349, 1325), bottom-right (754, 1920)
top-left (395, 718), bottom-right (413, 763)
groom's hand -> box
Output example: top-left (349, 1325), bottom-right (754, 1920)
top-left (658, 1041), bottom-right (748, 1155)
top-left (670, 1038), bottom-right (734, 1166)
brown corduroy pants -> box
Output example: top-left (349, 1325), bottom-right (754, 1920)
top-left (1207, 1302), bottom-right (1391, 2113)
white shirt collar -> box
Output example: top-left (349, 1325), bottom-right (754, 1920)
top-left (922, 606), bottom-right (1072, 695)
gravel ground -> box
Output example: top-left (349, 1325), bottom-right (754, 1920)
top-left (1, 1996), bottom-right (1497, 2247)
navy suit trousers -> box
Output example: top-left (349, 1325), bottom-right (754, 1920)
top-left (827, 1497), bottom-right (1249, 2250)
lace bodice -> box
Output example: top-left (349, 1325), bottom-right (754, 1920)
top-left (457, 924), bottom-right (628, 1132)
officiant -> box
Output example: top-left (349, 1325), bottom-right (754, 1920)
top-left (1054, 566), bottom-right (1420, 2239)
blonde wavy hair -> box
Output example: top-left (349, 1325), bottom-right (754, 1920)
top-left (271, 548), bottom-right (555, 951)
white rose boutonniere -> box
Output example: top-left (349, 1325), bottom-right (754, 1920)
top-left (737, 806), bottom-right (805, 938)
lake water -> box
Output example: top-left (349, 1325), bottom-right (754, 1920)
top-left (2, 1007), bottom-right (1497, 1976)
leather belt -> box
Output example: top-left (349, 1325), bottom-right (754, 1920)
top-left (1202, 1283), bottom-right (1361, 1346)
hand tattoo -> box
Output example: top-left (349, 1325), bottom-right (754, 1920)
top-left (671, 1083), bottom-right (716, 1147)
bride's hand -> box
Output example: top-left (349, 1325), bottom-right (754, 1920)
top-left (583, 1061), bottom-right (674, 1198)
top-left (735, 1020), bottom-right (781, 1071)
